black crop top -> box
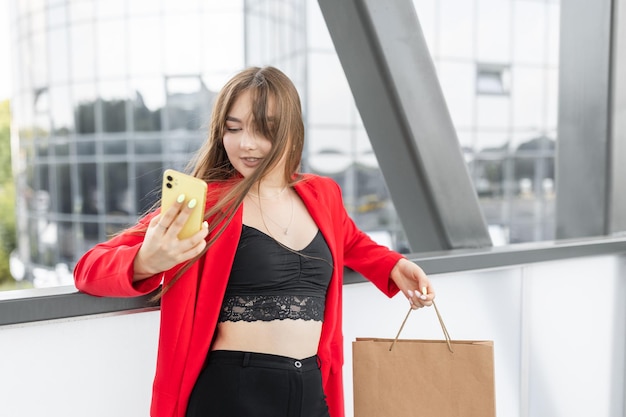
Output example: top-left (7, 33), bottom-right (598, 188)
top-left (218, 225), bottom-right (333, 323)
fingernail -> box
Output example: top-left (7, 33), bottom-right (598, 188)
top-left (420, 295), bottom-right (427, 300)
top-left (202, 221), bottom-right (208, 229)
top-left (188, 198), bottom-right (197, 209)
top-left (407, 289), bottom-right (414, 298)
top-left (177, 194), bottom-right (185, 203)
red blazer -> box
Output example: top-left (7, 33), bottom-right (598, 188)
top-left (74, 174), bottom-right (403, 417)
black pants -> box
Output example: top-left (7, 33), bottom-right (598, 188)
top-left (186, 350), bottom-right (331, 417)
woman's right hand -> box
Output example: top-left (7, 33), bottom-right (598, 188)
top-left (132, 195), bottom-right (209, 281)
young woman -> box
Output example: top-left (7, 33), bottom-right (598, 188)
top-left (74, 66), bottom-right (434, 417)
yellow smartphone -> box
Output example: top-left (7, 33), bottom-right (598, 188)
top-left (161, 169), bottom-right (207, 239)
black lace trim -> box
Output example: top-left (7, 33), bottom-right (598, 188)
top-left (218, 295), bottom-right (325, 323)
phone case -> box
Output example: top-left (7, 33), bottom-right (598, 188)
top-left (161, 169), bottom-right (208, 239)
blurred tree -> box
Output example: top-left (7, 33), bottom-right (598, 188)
top-left (0, 99), bottom-right (16, 285)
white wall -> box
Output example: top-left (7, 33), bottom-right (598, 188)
top-left (1, 255), bottom-right (624, 417)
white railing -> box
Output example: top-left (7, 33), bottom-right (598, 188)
top-left (1, 252), bottom-right (625, 417)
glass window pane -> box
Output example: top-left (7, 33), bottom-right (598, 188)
top-left (306, 1), bottom-right (334, 50)
top-left (70, 0), bottom-right (95, 23)
top-left (47, 3), bottom-right (68, 28)
top-left (99, 80), bottom-right (129, 132)
top-left (96, 0), bottom-right (126, 19)
top-left (164, 15), bottom-right (200, 74)
top-left (128, 0), bottom-right (161, 16)
top-left (54, 138), bottom-right (70, 157)
top-left (77, 140), bottom-right (96, 156)
top-left (476, 0), bottom-right (511, 63)
top-left (104, 139), bottom-right (128, 155)
top-left (32, 33), bottom-right (47, 87)
top-left (97, 19), bottom-right (127, 78)
top-left (132, 78), bottom-right (164, 132)
top-left (48, 27), bottom-right (70, 85)
top-left (50, 86), bottom-right (74, 135)
top-left (513, 1), bottom-right (546, 65)
top-left (34, 88), bottom-right (51, 136)
top-left (547, 3), bottom-right (560, 67)
top-left (129, 16), bottom-right (162, 76)
top-left (477, 96), bottom-right (510, 129)
top-left (512, 67), bottom-right (545, 129)
top-left (104, 162), bottom-right (129, 215)
top-left (136, 161), bottom-right (162, 214)
top-left (79, 163), bottom-right (99, 216)
top-left (163, 0), bottom-right (199, 13)
top-left (200, 12), bottom-right (244, 72)
top-left (307, 53), bottom-right (353, 125)
top-left (165, 76), bottom-right (211, 131)
top-left (56, 164), bottom-right (72, 214)
top-left (439, 0), bottom-right (474, 59)
top-left (307, 127), bottom-right (353, 175)
top-left (134, 138), bottom-right (162, 154)
top-left (58, 221), bottom-right (75, 263)
top-left (436, 61), bottom-right (475, 128)
top-left (74, 83), bottom-right (97, 134)
top-left (71, 23), bottom-right (96, 81)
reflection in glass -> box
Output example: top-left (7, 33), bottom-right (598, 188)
top-left (134, 139), bottom-right (162, 155)
top-left (77, 140), bottom-right (96, 156)
top-left (32, 33), bottom-right (47, 87)
top-left (105, 162), bottom-right (129, 215)
top-left (97, 19), bottom-right (127, 78)
top-left (48, 27), bottom-right (70, 85)
top-left (50, 86), bottom-right (74, 135)
top-left (200, 12), bottom-right (244, 72)
top-left (136, 162), bottom-right (163, 214)
top-left (104, 140), bottom-right (128, 155)
top-left (71, 23), bottom-right (96, 81)
top-left (97, 0), bottom-right (126, 19)
top-left (58, 221), bottom-right (75, 262)
top-left (56, 164), bottom-right (72, 214)
top-left (132, 78), bottom-right (164, 132)
top-left (79, 163), bottom-right (99, 216)
top-left (307, 53), bottom-right (352, 125)
top-left (47, 3), bottom-right (68, 28)
top-left (74, 84), bottom-right (97, 134)
top-left (70, 0), bottom-right (95, 23)
top-left (99, 81), bottom-right (129, 132)
top-left (165, 76), bottom-right (214, 131)
top-left (54, 138), bottom-right (70, 157)
top-left (128, 16), bottom-right (162, 76)
top-left (164, 15), bottom-right (201, 74)
top-left (34, 88), bottom-right (50, 136)
top-left (439, 0), bottom-right (474, 59)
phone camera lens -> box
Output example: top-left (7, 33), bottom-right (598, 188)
top-left (166, 175), bottom-right (173, 181)
top-left (166, 183), bottom-right (172, 189)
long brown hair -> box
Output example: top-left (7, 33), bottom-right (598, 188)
top-left (154, 66), bottom-right (305, 299)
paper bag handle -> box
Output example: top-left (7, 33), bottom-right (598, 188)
top-left (389, 300), bottom-right (454, 353)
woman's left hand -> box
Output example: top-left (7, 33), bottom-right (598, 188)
top-left (390, 258), bottom-right (434, 309)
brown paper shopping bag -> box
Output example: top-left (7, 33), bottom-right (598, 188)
top-left (352, 302), bottom-right (496, 417)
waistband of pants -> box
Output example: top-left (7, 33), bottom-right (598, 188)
top-left (209, 350), bottom-right (320, 372)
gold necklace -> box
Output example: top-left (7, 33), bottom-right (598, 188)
top-left (247, 186), bottom-right (287, 200)
top-left (247, 192), bottom-right (294, 235)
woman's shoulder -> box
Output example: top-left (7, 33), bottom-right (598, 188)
top-left (297, 173), bottom-right (340, 191)
top-left (295, 174), bottom-right (344, 205)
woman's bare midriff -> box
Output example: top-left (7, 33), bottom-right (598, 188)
top-left (211, 319), bottom-right (323, 359)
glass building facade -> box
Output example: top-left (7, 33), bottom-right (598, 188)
top-left (8, 0), bottom-right (559, 286)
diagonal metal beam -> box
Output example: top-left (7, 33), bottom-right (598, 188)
top-left (317, 0), bottom-right (491, 251)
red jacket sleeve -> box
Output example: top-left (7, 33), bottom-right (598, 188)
top-left (328, 179), bottom-right (404, 297)
top-left (73, 213), bottom-right (162, 297)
